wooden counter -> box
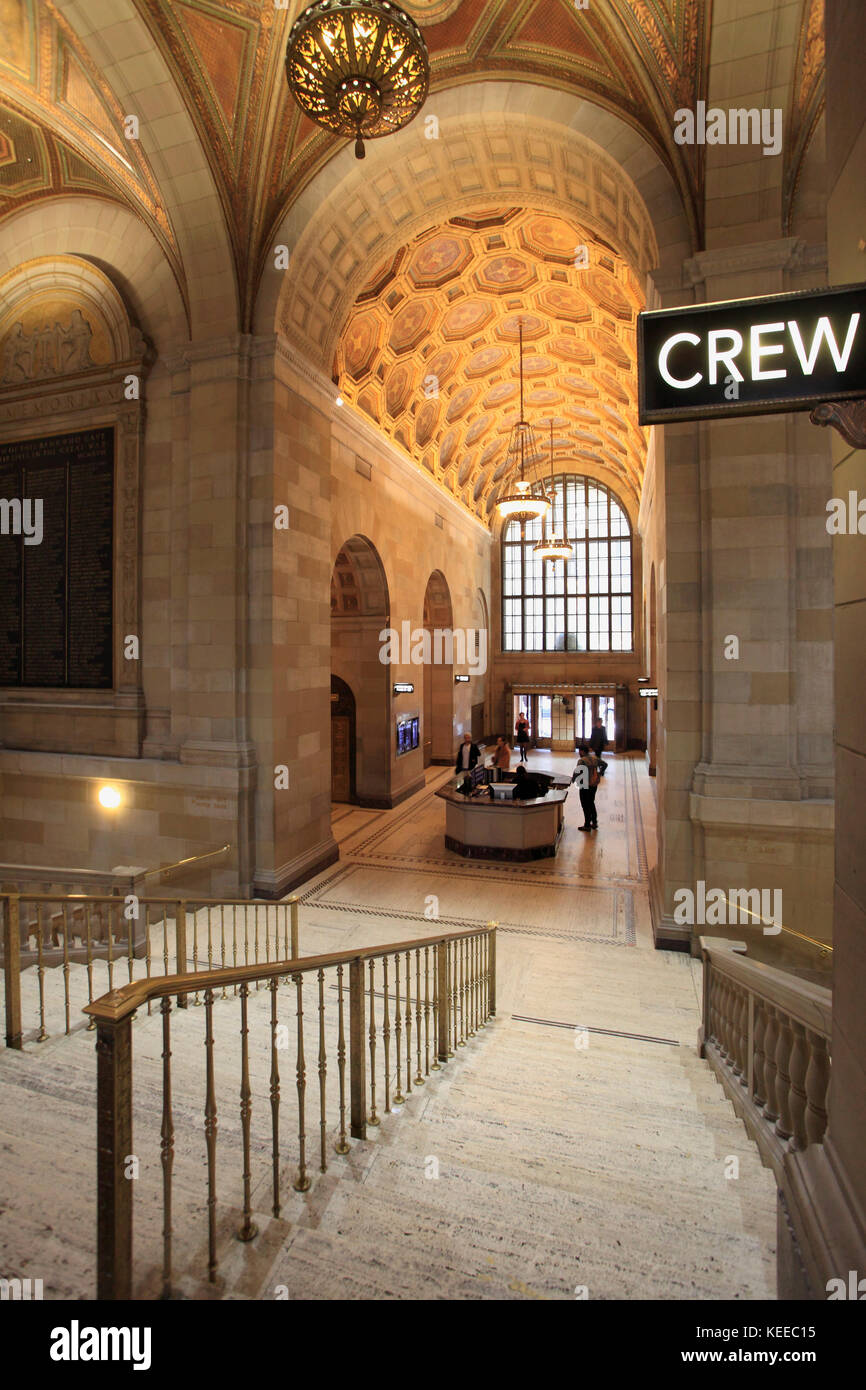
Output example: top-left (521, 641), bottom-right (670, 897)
top-left (435, 783), bottom-right (569, 861)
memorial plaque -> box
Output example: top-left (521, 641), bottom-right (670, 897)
top-left (0, 426), bottom-right (114, 687)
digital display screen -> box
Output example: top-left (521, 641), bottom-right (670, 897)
top-left (396, 716), bottom-right (419, 756)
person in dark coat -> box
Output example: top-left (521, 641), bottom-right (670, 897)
top-left (589, 716), bottom-right (608, 776)
top-left (455, 732), bottom-right (481, 775)
top-left (515, 711), bottom-right (530, 762)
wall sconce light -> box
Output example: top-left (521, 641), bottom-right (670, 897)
top-left (455, 674), bottom-right (470, 683)
top-left (98, 785), bottom-right (122, 809)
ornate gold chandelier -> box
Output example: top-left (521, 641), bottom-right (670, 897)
top-left (534, 422), bottom-right (572, 563)
top-left (495, 321), bottom-right (551, 525)
top-left (285, 1), bottom-right (430, 160)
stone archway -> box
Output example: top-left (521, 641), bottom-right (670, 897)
top-left (330, 535), bottom-right (391, 805)
top-left (423, 569), bottom-right (454, 766)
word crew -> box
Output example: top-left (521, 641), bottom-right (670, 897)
top-left (638, 283), bottom-right (866, 424)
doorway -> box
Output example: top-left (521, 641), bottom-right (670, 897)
top-left (330, 675), bottom-right (356, 803)
top-left (577, 695), bottom-right (615, 746)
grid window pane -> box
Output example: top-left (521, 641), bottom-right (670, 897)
top-left (500, 475), bottom-right (632, 652)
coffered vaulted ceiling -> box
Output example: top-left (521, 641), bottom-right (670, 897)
top-left (335, 208), bottom-right (646, 521)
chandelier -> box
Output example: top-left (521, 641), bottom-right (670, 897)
top-left (495, 321), bottom-right (551, 525)
top-left (534, 421), bottom-right (572, 563)
top-left (286, 1), bottom-right (430, 160)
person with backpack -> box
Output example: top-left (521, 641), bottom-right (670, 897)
top-left (575, 740), bottom-right (600, 831)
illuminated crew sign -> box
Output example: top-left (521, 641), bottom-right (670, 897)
top-left (638, 284), bottom-right (866, 424)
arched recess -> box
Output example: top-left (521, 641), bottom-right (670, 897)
top-left (258, 81), bottom-right (692, 349)
top-left (422, 569), bottom-right (454, 766)
top-left (330, 535), bottom-right (390, 804)
top-left (47, 0), bottom-right (238, 338)
top-left (0, 199), bottom-right (188, 354)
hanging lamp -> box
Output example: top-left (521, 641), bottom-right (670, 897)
top-left (534, 421), bottom-right (572, 563)
top-left (495, 321), bottom-right (551, 524)
top-left (286, 1), bottom-right (430, 160)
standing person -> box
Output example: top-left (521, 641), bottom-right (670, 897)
top-left (575, 740), bottom-right (600, 831)
top-left (455, 732), bottom-right (480, 776)
top-left (589, 715), bottom-right (609, 776)
top-left (492, 737), bottom-right (512, 773)
top-left (515, 710), bottom-right (530, 762)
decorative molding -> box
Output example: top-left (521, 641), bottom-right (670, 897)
top-left (810, 399), bottom-right (866, 450)
top-left (684, 238), bottom-right (806, 287)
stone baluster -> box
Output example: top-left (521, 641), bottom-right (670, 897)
top-left (773, 1012), bottom-right (794, 1142)
top-left (718, 976), bottom-right (732, 1061)
top-left (752, 999), bottom-right (767, 1106)
top-left (787, 1020), bottom-right (809, 1150)
top-left (730, 984), bottom-right (745, 1078)
top-left (804, 1030), bottom-right (831, 1145)
top-left (762, 1006), bottom-right (780, 1123)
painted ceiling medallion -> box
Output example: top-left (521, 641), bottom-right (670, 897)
top-left (285, 0), bottom-right (429, 160)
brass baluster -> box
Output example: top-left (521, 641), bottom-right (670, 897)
top-left (431, 942), bottom-right (442, 1070)
top-left (237, 983), bottom-right (258, 1241)
top-left (317, 968), bottom-right (328, 1171)
top-left (423, 945), bottom-right (431, 1076)
top-left (86, 903), bottom-right (96, 1028)
top-left (162, 902), bottom-right (169, 984)
top-left (192, 901), bottom-right (199, 989)
top-left (404, 949), bottom-right (413, 1095)
top-left (254, 906), bottom-right (260, 982)
top-left (475, 935), bottom-right (481, 1031)
top-left (206, 904), bottom-right (213, 979)
top-left (335, 963), bottom-right (350, 1154)
top-left (160, 997), bottom-right (174, 1299)
top-left (382, 956), bottom-right (391, 1113)
top-left (107, 900), bottom-right (115, 994)
top-left (125, 898), bottom-right (134, 987)
top-left (458, 937), bottom-right (466, 1047)
top-left (394, 953), bottom-right (405, 1105)
top-left (270, 979), bottom-right (281, 1217)
top-left (450, 937), bottom-right (457, 1051)
top-left (220, 906), bottom-right (227, 1000)
top-left (203, 988), bottom-right (218, 1282)
top-left (414, 949), bottom-right (424, 1086)
top-left (36, 903), bottom-right (47, 1042)
top-left (232, 905), bottom-right (238, 997)
top-left (368, 959), bottom-right (380, 1125)
top-left (293, 973), bottom-right (311, 1191)
top-left (467, 935), bottom-right (476, 1038)
top-left (244, 906), bottom-right (250, 967)
top-left (61, 903), bottom-right (71, 1035)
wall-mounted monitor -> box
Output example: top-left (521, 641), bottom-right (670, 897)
top-left (396, 716), bottom-right (420, 756)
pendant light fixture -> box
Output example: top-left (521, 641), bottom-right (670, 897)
top-left (286, 2), bottom-right (430, 160)
top-left (495, 320), bottom-right (551, 524)
top-left (534, 421), bottom-right (572, 563)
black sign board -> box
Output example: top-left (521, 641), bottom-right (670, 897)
top-left (638, 283), bottom-right (866, 424)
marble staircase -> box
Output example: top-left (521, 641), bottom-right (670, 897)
top-left (0, 934), bottom-right (777, 1301)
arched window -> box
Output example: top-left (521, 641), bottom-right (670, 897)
top-left (501, 475), bottom-right (633, 652)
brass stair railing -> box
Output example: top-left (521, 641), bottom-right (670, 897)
top-left (1, 892), bottom-right (300, 1049)
top-left (84, 922), bottom-right (497, 1300)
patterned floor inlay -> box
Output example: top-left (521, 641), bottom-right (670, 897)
top-left (298, 861), bottom-right (635, 945)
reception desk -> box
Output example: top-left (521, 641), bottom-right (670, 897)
top-left (436, 782), bottom-right (569, 861)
